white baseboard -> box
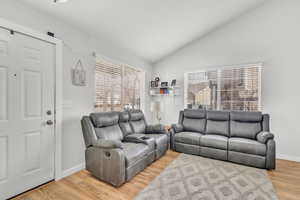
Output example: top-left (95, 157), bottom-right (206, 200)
top-left (277, 154), bottom-right (300, 162)
top-left (61, 163), bottom-right (85, 179)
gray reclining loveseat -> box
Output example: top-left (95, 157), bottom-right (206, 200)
top-left (81, 110), bottom-right (169, 186)
top-left (171, 109), bottom-right (275, 169)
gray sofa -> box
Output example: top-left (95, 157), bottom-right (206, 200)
top-left (81, 110), bottom-right (169, 186)
top-left (171, 109), bottom-right (275, 169)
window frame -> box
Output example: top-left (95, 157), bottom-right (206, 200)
top-left (94, 56), bottom-right (146, 112)
top-left (184, 63), bottom-right (262, 111)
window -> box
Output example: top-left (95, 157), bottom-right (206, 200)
top-left (95, 59), bottom-right (143, 112)
top-left (184, 64), bottom-right (262, 111)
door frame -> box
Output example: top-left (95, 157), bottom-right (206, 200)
top-left (0, 17), bottom-right (63, 180)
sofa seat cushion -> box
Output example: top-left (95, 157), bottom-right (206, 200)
top-left (201, 135), bottom-right (228, 150)
top-left (228, 138), bottom-right (266, 156)
top-left (174, 132), bottom-right (203, 145)
top-left (122, 142), bottom-right (150, 167)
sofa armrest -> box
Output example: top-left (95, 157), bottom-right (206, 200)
top-left (93, 139), bottom-right (123, 149)
top-left (256, 131), bottom-right (274, 144)
top-left (85, 147), bottom-right (126, 186)
top-left (145, 124), bottom-right (166, 134)
top-left (171, 123), bottom-right (183, 133)
top-left (123, 135), bottom-right (148, 145)
top-left (266, 139), bottom-right (276, 170)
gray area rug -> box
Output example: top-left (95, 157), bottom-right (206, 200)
top-left (134, 154), bottom-right (278, 200)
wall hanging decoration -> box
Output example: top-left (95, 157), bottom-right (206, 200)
top-left (171, 79), bottom-right (177, 87)
top-left (72, 59), bottom-right (87, 86)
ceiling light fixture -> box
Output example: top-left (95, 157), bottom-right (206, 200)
top-left (54, 0), bottom-right (69, 3)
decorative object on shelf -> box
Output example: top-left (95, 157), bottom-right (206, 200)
top-left (160, 88), bottom-right (164, 94)
top-left (161, 82), bottom-right (168, 87)
top-left (149, 78), bottom-right (180, 96)
top-left (72, 59), bottom-right (87, 86)
top-left (150, 101), bottom-right (162, 123)
top-left (154, 77), bottom-right (160, 87)
top-left (150, 81), bottom-right (156, 88)
top-left (171, 79), bottom-right (176, 87)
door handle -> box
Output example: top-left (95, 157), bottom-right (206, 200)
top-left (46, 120), bottom-right (54, 126)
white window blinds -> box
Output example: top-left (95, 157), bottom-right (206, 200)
top-left (95, 59), bottom-right (142, 112)
top-left (185, 64), bottom-right (262, 111)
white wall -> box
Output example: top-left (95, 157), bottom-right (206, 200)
top-left (0, 0), bottom-right (152, 172)
top-left (153, 0), bottom-right (300, 161)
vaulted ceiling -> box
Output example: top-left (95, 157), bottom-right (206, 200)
top-left (19, 0), bottom-right (266, 63)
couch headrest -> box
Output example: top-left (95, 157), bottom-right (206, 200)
top-left (90, 112), bottom-right (119, 128)
top-left (183, 109), bottom-right (206, 119)
top-left (129, 110), bottom-right (144, 121)
top-left (207, 110), bottom-right (229, 121)
top-left (230, 111), bottom-right (262, 122)
top-left (119, 111), bottom-right (130, 122)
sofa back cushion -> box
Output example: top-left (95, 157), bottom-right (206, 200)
top-left (119, 111), bottom-right (133, 136)
top-left (230, 111), bottom-right (262, 139)
top-left (90, 112), bottom-right (123, 141)
top-left (129, 110), bottom-right (147, 134)
top-left (182, 109), bottom-right (206, 133)
top-left (206, 110), bottom-right (230, 137)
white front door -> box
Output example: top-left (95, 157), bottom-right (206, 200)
top-left (0, 27), bottom-right (55, 199)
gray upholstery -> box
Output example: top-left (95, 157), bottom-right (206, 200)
top-left (174, 132), bottom-right (203, 145)
top-left (206, 120), bottom-right (229, 137)
top-left (257, 131), bottom-right (274, 144)
top-left (128, 110), bottom-right (169, 160)
top-left (170, 128), bottom-right (176, 150)
top-left (229, 138), bottom-right (266, 156)
top-left (130, 120), bottom-right (146, 134)
top-left (81, 110), bottom-right (169, 187)
top-left (146, 134), bottom-right (169, 159)
top-left (126, 152), bottom-right (155, 181)
top-left (206, 110), bottom-right (230, 137)
top-left (123, 134), bottom-right (155, 150)
top-left (200, 147), bottom-right (227, 161)
top-left (171, 109), bottom-right (276, 170)
top-left (207, 110), bottom-right (230, 121)
top-left (93, 139), bottom-right (122, 149)
top-left (175, 143), bottom-right (201, 155)
top-left (182, 117), bottom-right (206, 133)
top-left (266, 139), bottom-right (276, 169)
top-left (90, 112), bottom-right (119, 127)
top-left (130, 110), bottom-right (145, 121)
top-left (171, 123), bottom-right (183, 133)
top-left (146, 134), bottom-right (168, 148)
top-left (119, 122), bottom-right (133, 136)
top-left (81, 116), bottom-right (98, 147)
top-left (85, 147), bottom-right (125, 187)
top-left (178, 110), bottom-right (184, 124)
top-left (184, 109), bottom-right (206, 118)
top-left (119, 112), bottom-right (133, 136)
top-left (230, 111), bottom-right (262, 122)
top-left (230, 111), bottom-right (262, 139)
top-left (91, 112), bottom-right (124, 141)
top-left (129, 110), bottom-right (148, 134)
top-left (145, 124), bottom-right (166, 134)
top-left (95, 125), bottom-right (124, 141)
top-left (228, 151), bottom-right (266, 168)
top-left (262, 114), bottom-right (270, 131)
top-left (230, 121), bottom-right (261, 139)
top-left (122, 142), bottom-right (150, 166)
top-left (201, 135), bottom-right (228, 150)
top-left (182, 109), bottom-right (206, 133)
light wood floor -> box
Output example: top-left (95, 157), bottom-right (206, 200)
top-left (12, 151), bottom-right (300, 200)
